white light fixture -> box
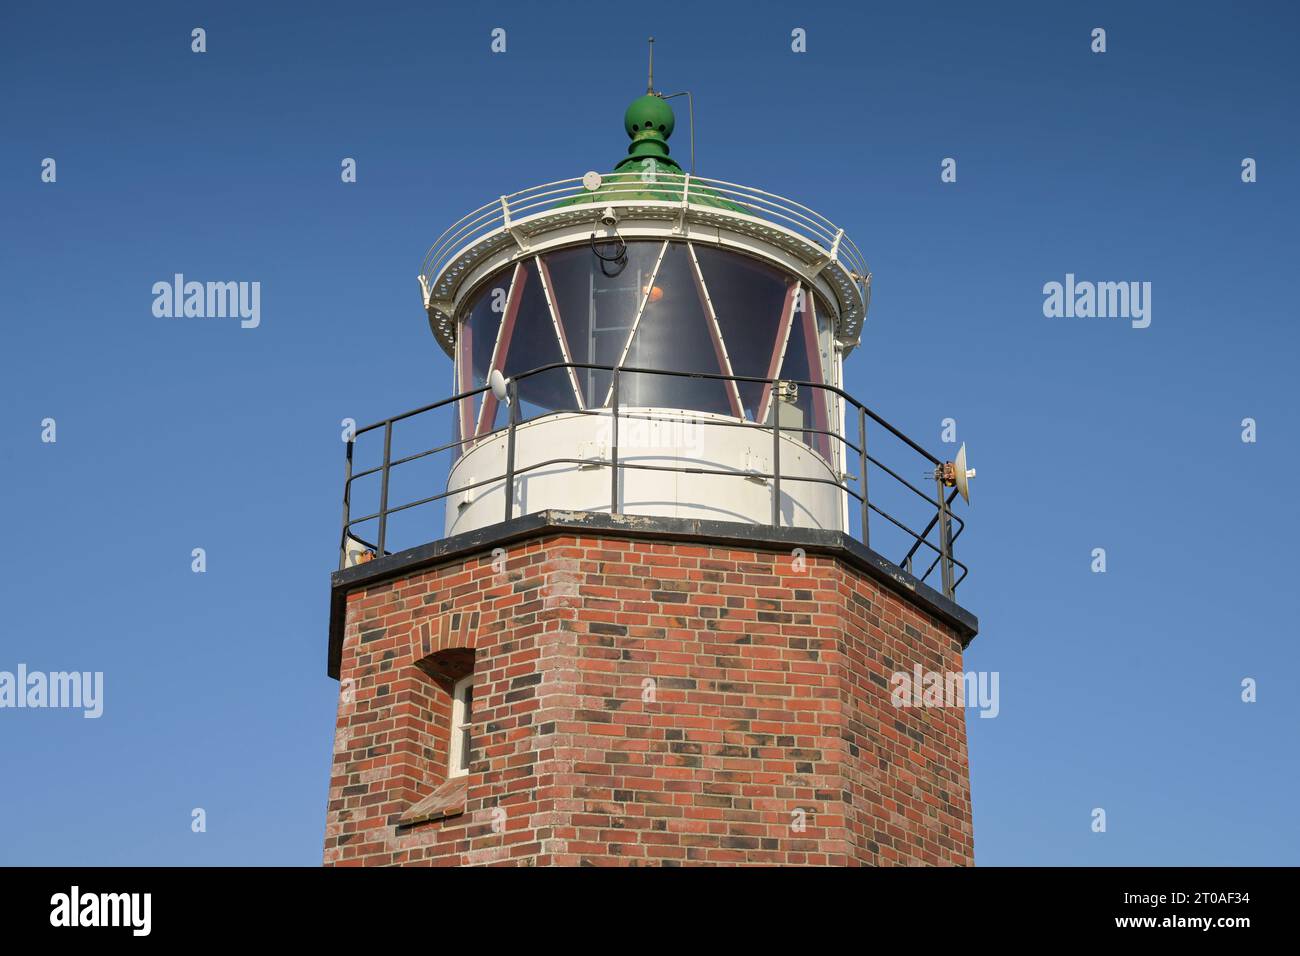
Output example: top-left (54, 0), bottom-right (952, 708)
top-left (488, 369), bottom-right (510, 404)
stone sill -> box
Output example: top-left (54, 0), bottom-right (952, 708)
top-left (397, 777), bottom-right (467, 828)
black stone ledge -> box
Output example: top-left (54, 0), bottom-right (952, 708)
top-left (326, 510), bottom-right (978, 679)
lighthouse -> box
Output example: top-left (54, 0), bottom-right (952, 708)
top-left (325, 70), bottom-right (979, 866)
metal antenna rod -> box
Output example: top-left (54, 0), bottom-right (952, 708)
top-left (662, 91), bottom-right (695, 175)
top-left (647, 36), bottom-right (655, 93)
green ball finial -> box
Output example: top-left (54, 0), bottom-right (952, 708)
top-left (618, 93), bottom-right (678, 169)
top-left (624, 94), bottom-right (675, 140)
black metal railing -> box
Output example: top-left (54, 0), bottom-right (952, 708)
top-left (339, 362), bottom-right (968, 597)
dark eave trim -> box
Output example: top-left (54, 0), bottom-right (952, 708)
top-left (326, 510), bottom-right (978, 679)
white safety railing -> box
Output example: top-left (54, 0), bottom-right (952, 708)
top-left (419, 174), bottom-right (869, 300)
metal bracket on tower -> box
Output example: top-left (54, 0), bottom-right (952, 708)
top-left (673, 173), bottom-right (692, 235)
top-left (808, 228), bottom-right (845, 278)
top-left (501, 195), bottom-right (530, 252)
top-left (419, 273), bottom-right (455, 320)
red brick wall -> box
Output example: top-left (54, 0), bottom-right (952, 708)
top-left (324, 534), bottom-right (974, 866)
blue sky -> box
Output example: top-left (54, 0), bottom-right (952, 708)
top-left (2, 0), bottom-right (1297, 865)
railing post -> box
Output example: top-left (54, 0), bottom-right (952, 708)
top-left (609, 368), bottom-right (620, 515)
top-left (376, 420), bottom-right (392, 557)
top-left (858, 405), bottom-right (869, 547)
top-left (503, 379), bottom-right (518, 522)
top-left (936, 474), bottom-right (954, 597)
top-left (771, 399), bottom-right (782, 529)
top-left (339, 437), bottom-right (354, 570)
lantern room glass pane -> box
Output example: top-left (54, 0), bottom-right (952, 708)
top-left (499, 259), bottom-right (572, 421)
top-left (621, 241), bottom-right (731, 414)
top-left (462, 273), bottom-right (507, 391)
top-left (542, 242), bottom-right (665, 408)
top-left (693, 245), bottom-right (791, 419)
top-left (457, 272), bottom-right (509, 447)
top-left (771, 296), bottom-right (832, 458)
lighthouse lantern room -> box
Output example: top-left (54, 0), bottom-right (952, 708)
top-left (339, 82), bottom-right (972, 594)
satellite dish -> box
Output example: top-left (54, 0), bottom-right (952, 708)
top-left (582, 170), bottom-right (603, 192)
top-left (953, 443), bottom-right (976, 504)
top-left (488, 369), bottom-right (510, 404)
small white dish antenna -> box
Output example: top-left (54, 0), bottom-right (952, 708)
top-left (953, 443), bottom-right (975, 504)
top-left (582, 170), bottom-right (603, 192)
top-left (488, 369), bottom-right (510, 404)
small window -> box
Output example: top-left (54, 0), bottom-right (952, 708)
top-left (448, 675), bottom-right (474, 777)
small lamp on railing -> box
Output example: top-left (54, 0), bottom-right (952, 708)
top-left (489, 369), bottom-right (511, 406)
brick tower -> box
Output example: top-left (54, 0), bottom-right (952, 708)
top-left (323, 79), bottom-right (979, 866)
